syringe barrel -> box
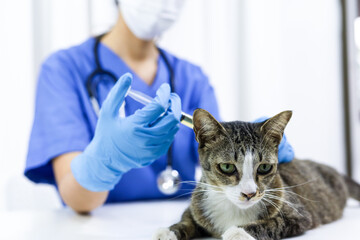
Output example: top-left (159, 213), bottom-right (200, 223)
top-left (127, 89), bottom-right (194, 129)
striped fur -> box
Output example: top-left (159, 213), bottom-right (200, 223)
top-left (154, 110), bottom-right (360, 240)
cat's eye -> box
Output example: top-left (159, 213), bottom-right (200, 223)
top-left (257, 164), bottom-right (273, 175)
top-left (219, 163), bottom-right (236, 174)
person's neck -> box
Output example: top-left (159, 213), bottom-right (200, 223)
top-left (101, 15), bottom-right (158, 62)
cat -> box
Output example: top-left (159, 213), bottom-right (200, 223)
top-left (153, 109), bottom-right (360, 240)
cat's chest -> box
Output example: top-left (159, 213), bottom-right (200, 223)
top-left (201, 190), bottom-right (260, 234)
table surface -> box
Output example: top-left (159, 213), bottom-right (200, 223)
top-left (1, 199), bottom-right (360, 240)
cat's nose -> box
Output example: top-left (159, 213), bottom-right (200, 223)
top-left (241, 192), bottom-right (256, 200)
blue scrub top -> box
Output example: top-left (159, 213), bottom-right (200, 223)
top-left (25, 38), bottom-right (220, 203)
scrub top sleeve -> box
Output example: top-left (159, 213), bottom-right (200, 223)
top-left (25, 52), bottom-right (91, 184)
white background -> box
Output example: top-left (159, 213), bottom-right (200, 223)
top-left (0, 0), bottom-right (357, 211)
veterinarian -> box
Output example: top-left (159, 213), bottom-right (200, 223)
top-left (25, 0), bottom-right (294, 213)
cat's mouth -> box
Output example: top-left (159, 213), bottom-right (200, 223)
top-left (236, 197), bottom-right (262, 209)
top-left (225, 191), bottom-right (265, 209)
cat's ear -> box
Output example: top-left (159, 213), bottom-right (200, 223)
top-left (193, 109), bottom-right (228, 148)
top-left (260, 111), bottom-right (292, 147)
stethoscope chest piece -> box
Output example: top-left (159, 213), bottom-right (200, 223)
top-left (157, 166), bottom-right (181, 195)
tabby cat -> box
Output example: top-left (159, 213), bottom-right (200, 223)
top-left (154, 109), bottom-right (360, 240)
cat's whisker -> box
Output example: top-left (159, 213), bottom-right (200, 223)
top-left (264, 193), bottom-right (305, 218)
top-left (259, 200), bottom-right (270, 219)
top-left (192, 189), bottom-right (224, 195)
top-left (167, 188), bottom-right (225, 200)
top-left (180, 181), bottom-right (222, 190)
top-left (262, 197), bottom-right (280, 210)
top-left (265, 193), bottom-right (295, 206)
top-left (265, 189), bottom-right (319, 203)
top-left (262, 197), bottom-right (285, 221)
top-left (191, 188), bottom-right (226, 198)
top-left (178, 181), bottom-right (200, 187)
top-left (169, 193), bottom-right (192, 200)
top-left (180, 181), bottom-right (210, 187)
top-left (268, 178), bottom-right (320, 191)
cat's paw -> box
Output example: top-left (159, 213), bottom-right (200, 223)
top-left (222, 226), bottom-right (256, 240)
top-left (152, 228), bottom-right (178, 240)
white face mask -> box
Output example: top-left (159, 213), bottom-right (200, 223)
top-left (119, 0), bottom-right (186, 40)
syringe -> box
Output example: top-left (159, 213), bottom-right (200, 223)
top-left (127, 89), bottom-right (194, 129)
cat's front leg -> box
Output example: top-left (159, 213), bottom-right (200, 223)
top-left (222, 226), bottom-right (256, 240)
top-left (241, 212), bottom-right (312, 240)
top-left (153, 207), bottom-right (206, 240)
top-left (153, 228), bottom-right (178, 240)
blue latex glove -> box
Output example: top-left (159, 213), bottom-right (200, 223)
top-left (254, 117), bottom-right (294, 163)
top-left (71, 73), bottom-right (181, 191)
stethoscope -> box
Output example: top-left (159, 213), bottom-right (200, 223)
top-left (86, 34), bottom-right (181, 195)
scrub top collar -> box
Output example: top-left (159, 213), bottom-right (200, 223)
top-left (96, 39), bottom-right (170, 97)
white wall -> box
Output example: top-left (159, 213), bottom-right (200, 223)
top-left (0, 0), bottom-right (36, 210)
top-left (239, 0), bottom-right (345, 172)
top-left (33, 0), bottom-right (92, 72)
top-left (348, 2), bottom-right (360, 182)
top-left (354, 17), bottom-right (360, 182)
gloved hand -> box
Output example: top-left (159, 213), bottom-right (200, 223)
top-left (254, 116), bottom-right (294, 163)
top-left (71, 73), bottom-right (181, 191)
